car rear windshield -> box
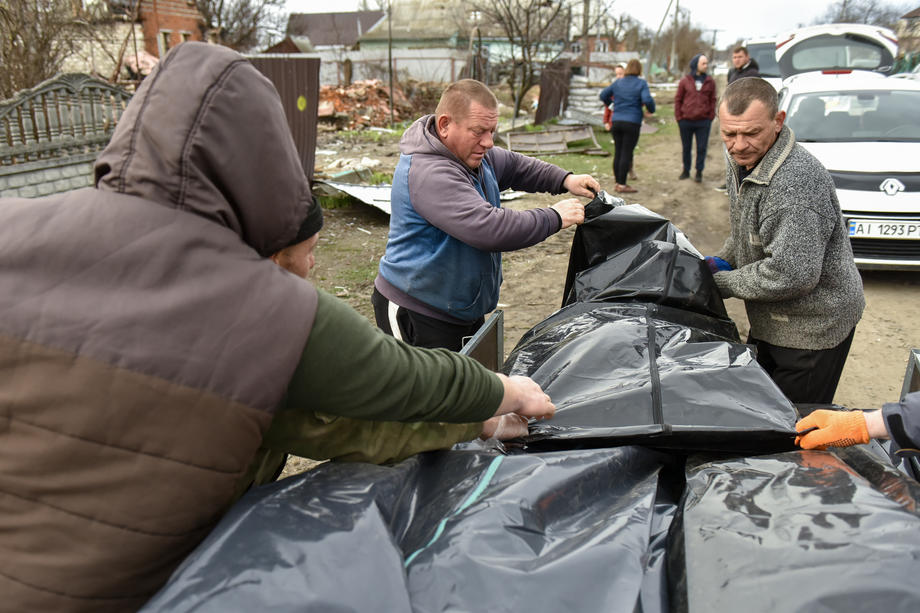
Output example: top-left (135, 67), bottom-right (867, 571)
top-left (786, 90), bottom-right (920, 142)
top-left (786, 34), bottom-right (891, 73)
top-left (746, 42), bottom-right (780, 77)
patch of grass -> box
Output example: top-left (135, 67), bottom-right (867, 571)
top-left (369, 171), bottom-right (392, 185)
top-left (535, 127), bottom-right (615, 175)
top-left (316, 193), bottom-right (356, 209)
top-left (336, 260), bottom-right (379, 285)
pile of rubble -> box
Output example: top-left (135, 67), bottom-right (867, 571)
top-left (318, 80), bottom-right (415, 129)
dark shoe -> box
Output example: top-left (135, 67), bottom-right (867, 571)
top-left (715, 183), bottom-right (727, 192)
top-left (694, 170), bottom-right (703, 183)
top-left (678, 170), bottom-right (690, 180)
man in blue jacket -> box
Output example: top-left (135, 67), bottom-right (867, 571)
top-left (373, 79), bottom-right (600, 350)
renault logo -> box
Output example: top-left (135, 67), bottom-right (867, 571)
top-left (879, 178), bottom-right (905, 196)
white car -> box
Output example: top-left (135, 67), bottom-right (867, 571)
top-left (891, 63), bottom-right (920, 81)
top-left (775, 23), bottom-right (898, 78)
top-left (779, 72), bottom-right (920, 270)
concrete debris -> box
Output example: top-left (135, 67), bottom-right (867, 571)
top-left (318, 79), bottom-right (415, 129)
top-left (322, 157), bottom-right (382, 171)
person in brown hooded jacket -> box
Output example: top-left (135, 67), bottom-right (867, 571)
top-left (0, 42), bottom-right (554, 612)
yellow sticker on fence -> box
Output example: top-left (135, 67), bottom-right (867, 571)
top-left (297, 95), bottom-right (307, 112)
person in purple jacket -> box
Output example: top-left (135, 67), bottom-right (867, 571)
top-left (373, 79), bottom-right (600, 351)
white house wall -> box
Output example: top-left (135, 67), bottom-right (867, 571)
top-left (310, 48), bottom-right (470, 85)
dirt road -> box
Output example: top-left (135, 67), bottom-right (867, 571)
top-left (313, 92), bottom-right (920, 411)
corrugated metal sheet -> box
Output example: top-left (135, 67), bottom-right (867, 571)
top-left (248, 55), bottom-right (320, 182)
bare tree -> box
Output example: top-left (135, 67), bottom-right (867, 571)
top-left (648, 16), bottom-right (708, 77)
top-left (194, 0), bottom-right (286, 51)
top-left (0, 0), bottom-right (82, 99)
top-left (470, 0), bottom-right (574, 119)
top-left (815, 0), bottom-right (910, 29)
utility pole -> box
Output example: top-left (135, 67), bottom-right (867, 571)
top-left (648, 0), bottom-right (675, 81)
top-left (669, 0), bottom-right (679, 75)
top-left (387, 0), bottom-right (394, 127)
top-left (709, 29), bottom-right (721, 65)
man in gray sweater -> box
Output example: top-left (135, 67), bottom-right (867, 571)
top-left (706, 77), bottom-right (865, 404)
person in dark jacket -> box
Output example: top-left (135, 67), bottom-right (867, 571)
top-left (727, 46), bottom-right (761, 83)
top-left (675, 53), bottom-right (717, 182)
top-left (599, 58), bottom-right (656, 194)
top-left (374, 79), bottom-right (600, 351)
top-left (0, 43), bottom-right (555, 612)
top-left (796, 392), bottom-right (920, 463)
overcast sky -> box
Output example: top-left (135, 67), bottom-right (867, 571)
top-left (283, 0), bottom-right (839, 48)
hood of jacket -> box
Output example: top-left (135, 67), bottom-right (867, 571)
top-left (400, 114), bottom-right (458, 159)
top-left (0, 43), bottom-right (322, 611)
top-left (95, 42), bottom-right (313, 257)
top-left (689, 54), bottom-right (706, 78)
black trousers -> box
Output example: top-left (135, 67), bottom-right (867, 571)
top-left (748, 328), bottom-right (856, 404)
top-left (372, 288), bottom-right (483, 352)
top-left (611, 120), bottom-right (641, 185)
top-left (678, 119), bottom-right (712, 172)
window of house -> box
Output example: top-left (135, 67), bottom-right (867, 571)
top-left (181, 31), bottom-right (191, 43)
top-left (160, 30), bottom-right (172, 57)
top-left (571, 42), bottom-right (581, 54)
top-left (595, 41), bottom-right (608, 53)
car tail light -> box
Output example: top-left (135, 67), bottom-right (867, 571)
top-left (822, 69), bottom-right (853, 74)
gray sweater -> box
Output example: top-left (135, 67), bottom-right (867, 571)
top-left (714, 125), bottom-right (864, 350)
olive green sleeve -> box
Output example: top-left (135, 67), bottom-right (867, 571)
top-left (241, 291), bottom-right (501, 488)
top-left (260, 410), bottom-right (483, 465)
top-left (284, 289), bottom-right (504, 423)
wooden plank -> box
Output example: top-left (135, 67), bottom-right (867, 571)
top-left (501, 123), bottom-right (608, 156)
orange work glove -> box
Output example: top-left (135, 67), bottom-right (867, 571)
top-left (795, 410), bottom-right (870, 450)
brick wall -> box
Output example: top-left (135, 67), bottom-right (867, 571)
top-left (0, 154), bottom-right (96, 199)
top-left (139, 0), bottom-right (204, 57)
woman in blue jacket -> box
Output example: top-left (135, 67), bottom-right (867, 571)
top-left (599, 58), bottom-right (655, 194)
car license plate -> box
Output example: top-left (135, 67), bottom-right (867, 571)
top-left (848, 219), bottom-right (920, 239)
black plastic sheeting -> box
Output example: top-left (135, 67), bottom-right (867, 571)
top-left (671, 445), bottom-right (920, 612)
top-left (565, 194), bottom-right (729, 321)
top-left (506, 301), bottom-right (796, 453)
top-left (511, 200), bottom-right (798, 453)
top-left (143, 447), bottom-right (683, 613)
top-left (143, 199), bottom-right (920, 612)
